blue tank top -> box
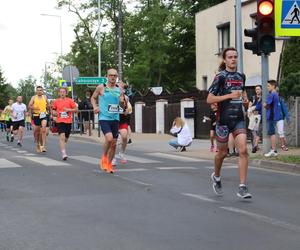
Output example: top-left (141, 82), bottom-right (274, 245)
top-left (99, 86), bottom-right (121, 121)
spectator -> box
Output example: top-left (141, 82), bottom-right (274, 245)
top-left (264, 80), bottom-right (280, 157)
top-left (82, 90), bottom-right (94, 135)
top-left (169, 117), bottom-right (192, 152)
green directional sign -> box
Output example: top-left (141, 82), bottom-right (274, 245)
top-left (76, 77), bottom-right (107, 85)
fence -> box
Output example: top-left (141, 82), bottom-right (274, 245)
top-left (164, 103), bottom-right (181, 134)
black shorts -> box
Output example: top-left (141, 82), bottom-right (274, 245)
top-left (33, 115), bottom-right (49, 127)
top-left (5, 119), bottom-right (12, 128)
top-left (215, 120), bottom-right (246, 143)
top-left (13, 120), bottom-right (25, 130)
top-left (80, 111), bottom-right (94, 121)
top-left (100, 120), bottom-right (119, 139)
top-left (57, 123), bottom-right (72, 138)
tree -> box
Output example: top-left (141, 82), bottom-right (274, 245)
top-left (17, 75), bottom-right (37, 105)
top-left (0, 67), bottom-right (9, 108)
top-left (280, 37), bottom-right (300, 97)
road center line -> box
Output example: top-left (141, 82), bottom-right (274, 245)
top-left (182, 193), bottom-right (218, 203)
top-left (220, 206), bottom-right (300, 233)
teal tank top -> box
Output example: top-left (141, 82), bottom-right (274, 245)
top-left (99, 86), bottom-right (121, 121)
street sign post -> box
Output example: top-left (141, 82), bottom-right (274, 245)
top-left (275, 0), bottom-right (300, 36)
top-left (76, 77), bottom-right (107, 85)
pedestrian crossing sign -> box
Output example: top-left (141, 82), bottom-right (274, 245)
top-left (59, 79), bottom-right (72, 92)
top-left (275, 0), bottom-right (300, 36)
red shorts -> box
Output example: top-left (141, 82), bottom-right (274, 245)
top-left (119, 123), bottom-right (128, 130)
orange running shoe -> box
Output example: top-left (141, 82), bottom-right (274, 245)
top-left (106, 161), bottom-right (115, 174)
top-left (99, 155), bottom-right (108, 172)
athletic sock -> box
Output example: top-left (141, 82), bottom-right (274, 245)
top-left (214, 176), bottom-right (221, 182)
top-left (239, 184), bottom-right (246, 187)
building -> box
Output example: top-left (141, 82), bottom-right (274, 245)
top-left (195, 0), bottom-right (284, 90)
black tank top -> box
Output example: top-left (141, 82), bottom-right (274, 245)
top-left (208, 70), bottom-right (246, 126)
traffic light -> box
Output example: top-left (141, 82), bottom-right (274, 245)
top-left (257, 0), bottom-right (275, 54)
top-left (244, 27), bottom-right (259, 55)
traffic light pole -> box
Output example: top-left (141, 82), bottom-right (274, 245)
top-left (261, 53), bottom-right (270, 153)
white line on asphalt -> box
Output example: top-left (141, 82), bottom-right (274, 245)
top-left (116, 154), bottom-right (161, 164)
top-left (17, 151), bottom-right (28, 154)
top-left (10, 148), bottom-right (19, 151)
top-left (157, 167), bottom-right (197, 170)
top-left (249, 166), bottom-right (300, 176)
top-left (24, 153), bottom-right (36, 156)
top-left (220, 206), bottom-right (300, 233)
top-left (69, 155), bottom-right (99, 165)
top-left (182, 193), bottom-right (218, 203)
top-left (23, 157), bottom-right (70, 166)
top-left (0, 159), bottom-right (22, 168)
top-left (115, 175), bottom-right (153, 186)
top-left (116, 168), bottom-right (148, 172)
top-left (147, 152), bottom-right (206, 162)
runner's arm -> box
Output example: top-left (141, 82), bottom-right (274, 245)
top-left (91, 85), bottom-right (103, 113)
top-left (207, 92), bottom-right (239, 104)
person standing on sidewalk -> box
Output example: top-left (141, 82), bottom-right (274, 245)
top-left (52, 87), bottom-right (78, 160)
top-left (91, 68), bottom-right (125, 173)
top-left (207, 47), bottom-right (252, 199)
top-left (277, 94), bottom-right (289, 151)
top-left (4, 99), bottom-right (14, 142)
top-left (264, 80), bottom-right (280, 157)
top-left (11, 96), bottom-right (27, 147)
top-left (28, 86), bottom-right (50, 152)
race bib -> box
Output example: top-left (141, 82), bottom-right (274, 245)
top-left (108, 104), bottom-right (124, 114)
top-left (16, 112), bottom-right (24, 120)
top-left (60, 112), bottom-right (69, 118)
top-left (230, 90), bottom-right (243, 104)
top-left (39, 112), bottom-right (47, 119)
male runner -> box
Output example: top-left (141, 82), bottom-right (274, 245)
top-left (11, 96), bottom-right (27, 147)
top-left (207, 47), bottom-right (252, 199)
top-left (4, 99), bottom-right (14, 142)
top-left (91, 68), bottom-right (125, 173)
top-left (28, 86), bottom-right (50, 152)
top-left (52, 87), bottom-right (77, 160)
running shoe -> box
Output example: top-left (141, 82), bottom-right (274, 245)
top-left (106, 162), bottom-right (115, 174)
top-left (99, 155), bottom-right (108, 172)
top-left (281, 145), bottom-right (289, 151)
top-left (10, 135), bottom-right (14, 142)
top-left (62, 152), bottom-right (68, 161)
top-left (36, 144), bottom-right (41, 153)
top-left (119, 152), bottom-right (127, 164)
top-left (264, 149), bottom-right (278, 157)
top-left (40, 146), bottom-right (47, 152)
top-left (237, 185), bottom-right (252, 199)
top-left (112, 157), bottom-right (117, 166)
top-left (17, 142), bottom-right (22, 147)
top-left (128, 139), bottom-right (132, 144)
top-left (211, 172), bottom-right (223, 196)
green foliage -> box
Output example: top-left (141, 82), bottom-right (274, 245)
top-left (17, 75), bottom-right (37, 105)
top-left (280, 37), bottom-right (300, 97)
top-left (0, 67), bottom-right (9, 108)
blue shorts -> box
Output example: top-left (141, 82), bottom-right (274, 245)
top-left (267, 120), bottom-right (276, 136)
top-left (100, 120), bottom-right (119, 139)
top-left (215, 120), bottom-right (246, 143)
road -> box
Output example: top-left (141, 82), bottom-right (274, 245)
top-left (0, 132), bottom-right (299, 250)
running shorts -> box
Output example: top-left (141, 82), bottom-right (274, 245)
top-left (100, 120), bottom-right (119, 139)
top-left (57, 123), bottom-right (72, 138)
top-left (13, 120), bottom-right (25, 131)
top-left (215, 120), bottom-right (246, 143)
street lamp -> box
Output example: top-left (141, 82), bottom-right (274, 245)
top-left (40, 13), bottom-right (63, 57)
top-left (98, 0), bottom-right (101, 77)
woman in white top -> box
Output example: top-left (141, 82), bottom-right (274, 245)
top-left (169, 117), bottom-right (192, 152)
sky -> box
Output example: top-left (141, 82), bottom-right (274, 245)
top-left (0, 0), bottom-right (77, 87)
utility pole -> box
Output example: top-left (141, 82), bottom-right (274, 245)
top-left (117, 0), bottom-right (123, 80)
top-left (98, 0), bottom-right (101, 77)
top-left (235, 0), bottom-right (244, 73)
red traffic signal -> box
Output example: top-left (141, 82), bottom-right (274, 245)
top-left (258, 0), bottom-right (273, 16)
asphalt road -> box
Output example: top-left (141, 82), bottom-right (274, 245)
top-left (0, 132), bottom-right (299, 250)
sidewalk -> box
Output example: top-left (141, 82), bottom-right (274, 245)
top-left (71, 130), bottom-right (300, 174)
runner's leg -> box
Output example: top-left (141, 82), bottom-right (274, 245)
top-left (234, 133), bottom-right (248, 184)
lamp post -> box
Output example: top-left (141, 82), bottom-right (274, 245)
top-left (98, 0), bottom-right (101, 77)
top-left (41, 13), bottom-right (63, 57)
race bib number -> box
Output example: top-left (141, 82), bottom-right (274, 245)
top-left (60, 112), bottom-right (69, 118)
top-left (15, 112), bottom-right (24, 120)
top-left (39, 112), bottom-right (47, 119)
top-left (108, 104), bottom-right (124, 114)
top-left (230, 90), bottom-right (243, 104)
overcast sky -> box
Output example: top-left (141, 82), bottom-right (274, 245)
top-left (0, 0), bottom-right (77, 87)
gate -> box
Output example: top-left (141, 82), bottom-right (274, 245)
top-left (164, 103), bottom-right (181, 134)
top-left (142, 105), bottom-right (156, 133)
top-left (195, 100), bottom-right (211, 139)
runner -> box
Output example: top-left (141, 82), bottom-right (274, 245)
top-left (207, 47), bottom-right (252, 199)
top-left (28, 86), bottom-right (50, 152)
top-left (91, 68), bottom-right (125, 173)
top-left (52, 87), bottom-right (77, 160)
top-left (3, 99), bottom-right (14, 142)
top-left (116, 82), bottom-right (132, 164)
top-left (11, 96), bottom-right (27, 147)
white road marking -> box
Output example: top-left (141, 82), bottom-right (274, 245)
top-left (147, 152), bottom-right (206, 162)
top-left (182, 193), bottom-right (218, 203)
top-left (17, 151), bottom-right (28, 154)
top-left (116, 168), bottom-right (147, 172)
top-left (220, 206), bottom-right (300, 233)
top-left (157, 166), bottom-right (197, 170)
top-left (70, 155), bottom-right (161, 164)
top-left (10, 148), bottom-right (19, 151)
top-left (69, 155), bottom-right (99, 164)
top-left (24, 157), bottom-right (70, 166)
top-left (116, 154), bottom-right (161, 164)
top-left (24, 153), bottom-right (36, 156)
top-left (0, 159), bottom-right (22, 168)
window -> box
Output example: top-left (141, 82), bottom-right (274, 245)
top-left (217, 22), bottom-right (230, 54)
top-left (202, 76), bottom-right (208, 90)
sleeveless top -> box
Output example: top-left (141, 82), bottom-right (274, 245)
top-left (208, 70), bottom-right (246, 126)
top-left (99, 86), bottom-right (121, 121)
top-left (33, 95), bottom-right (47, 117)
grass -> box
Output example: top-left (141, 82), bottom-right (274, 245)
top-left (250, 154), bottom-right (300, 165)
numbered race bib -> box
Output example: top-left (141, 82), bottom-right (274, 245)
top-left (39, 112), bottom-right (47, 119)
top-left (16, 112), bottom-right (24, 120)
top-left (230, 90), bottom-right (243, 104)
top-left (108, 104), bottom-right (124, 114)
top-left (60, 112), bottom-right (69, 119)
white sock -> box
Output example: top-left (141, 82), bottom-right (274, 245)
top-left (214, 176), bottom-right (221, 181)
top-left (239, 184), bottom-right (246, 187)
